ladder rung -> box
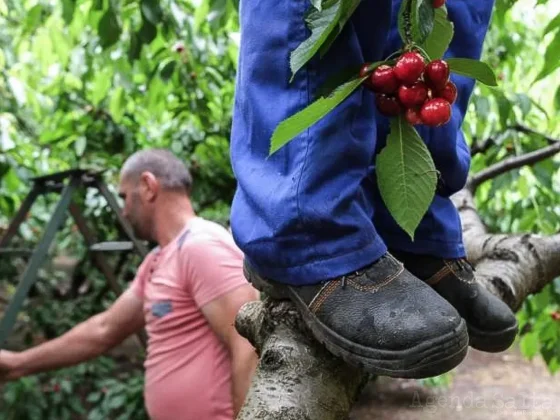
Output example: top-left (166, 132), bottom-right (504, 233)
top-left (0, 248), bottom-right (34, 257)
top-left (90, 241), bottom-right (134, 252)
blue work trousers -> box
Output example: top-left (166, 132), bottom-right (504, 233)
top-left (230, 0), bottom-right (495, 285)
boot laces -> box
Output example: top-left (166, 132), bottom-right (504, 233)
top-left (452, 257), bottom-right (475, 273)
top-left (340, 269), bottom-right (363, 290)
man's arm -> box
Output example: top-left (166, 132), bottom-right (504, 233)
top-left (0, 289), bottom-right (144, 381)
top-left (201, 284), bottom-right (259, 416)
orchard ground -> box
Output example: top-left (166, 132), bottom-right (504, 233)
top-left (351, 343), bottom-right (560, 420)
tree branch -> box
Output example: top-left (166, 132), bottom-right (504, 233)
top-left (470, 135), bottom-right (497, 156)
top-left (467, 140), bottom-right (560, 191)
top-left (451, 189), bottom-right (560, 311)
top-left (469, 123), bottom-right (559, 157)
top-left (507, 123), bottom-right (560, 145)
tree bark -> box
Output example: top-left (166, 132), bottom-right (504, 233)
top-left (452, 189), bottom-right (560, 311)
top-left (235, 299), bottom-right (369, 420)
top-left (235, 187), bottom-right (560, 419)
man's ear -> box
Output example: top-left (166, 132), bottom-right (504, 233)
top-left (140, 172), bottom-right (159, 202)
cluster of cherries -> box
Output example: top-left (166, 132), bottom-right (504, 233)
top-left (361, 51), bottom-right (456, 127)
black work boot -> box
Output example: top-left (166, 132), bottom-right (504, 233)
top-left (390, 250), bottom-right (518, 353)
top-left (244, 253), bottom-right (469, 379)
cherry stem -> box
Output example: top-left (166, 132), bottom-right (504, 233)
top-left (384, 49), bottom-right (404, 62)
top-left (413, 45), bottom-right (432, 61)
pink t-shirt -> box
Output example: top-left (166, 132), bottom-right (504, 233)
top-left (130, 217), bottom-right (248, 420)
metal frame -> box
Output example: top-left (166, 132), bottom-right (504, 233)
top-left (0, 169), bottom-right (148, 349)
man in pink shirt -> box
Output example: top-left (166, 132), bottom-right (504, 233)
top-left (0, 149), bottom-right (259, 419)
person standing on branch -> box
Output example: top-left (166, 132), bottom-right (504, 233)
top-left (0, 149), bottom-right (259, 420)
top-left (230, 0), bottom-right (517, 378)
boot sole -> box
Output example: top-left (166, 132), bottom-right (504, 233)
top-left (245, 264), bottom-right (469, 379)
top-left (467, 322), bottom-right (518, 353)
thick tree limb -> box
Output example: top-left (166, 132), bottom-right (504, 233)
top-left (235, 299), bottom-right (368, 420)
top-left (452, 189), bottom-right (560, 311)
top-left (468, 140), bottom-right (560, 191)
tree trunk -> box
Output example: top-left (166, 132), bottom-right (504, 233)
top-left (235, 187), bottom-right (560, 419)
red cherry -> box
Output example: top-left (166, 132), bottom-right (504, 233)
top-left (420, 98), bottom-right (451, 127)
top-left (433, 0), bottom-right (445, 8)
top-left (551, 311), bottom-right (560, 321)
top-left (394, 52), bottom-right (426, 85)
top-left (436, 81), bottom-right (457, 104)
top-left (359, 63), bottom-right (371, 78)
top-left (398, 82), bottom-right (429, 108)
top-left (405, 108), bottom-right (423, 125)
top-left (360, 63), bottom-right (375, 90)
top-left (375, 94), bottom-right (403, 117)
top-left (173, 41), bottom-right (185, 53)
top-left (370, 65), bottom-right (399, 94)
top-left (424, 59), bottom-right (450, 90)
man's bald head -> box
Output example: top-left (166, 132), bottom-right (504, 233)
top-left (120, 149), bottom-right (193, 194)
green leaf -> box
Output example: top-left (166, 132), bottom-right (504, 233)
top-left (194, 0), bottom-right (210, 30)
top-left (420, 8), bottom-right (453, 59)
top-left (290, 0), bottom-right (359, 81)
top-left (23, 4), bottom-right (43, 35)
top-left (98, 6), bottom-right (121, 49)
top-left (411, 0), bottom-right (435, 44)
top-left (520, 331), bottom-right (540, 359)
top-left (7, 76), bottom-right (26, 106)
top-left (555, 86), bottom-right (560, 111)
top-left (108, 394), bottom-right (126, 409)
top-left (290, 0), bottom-right (340, 81)
top-left (109, 87), bottom-right (126, 122)
top-left (2, 167), bottom-right (20, 192)
top-left (138, 19), bottom-right (157, 44)
top-left (318, 0), bottom-right (360, 57)
top-left (376, 116), bottom-right (437, 240)
top-left (141, 0), bottom-right (163, 25)
top-left (543, 12), bottom-right (560, 35)
top-left (494, 91), bottom-right (512, 128)
top-left (62, 0), bottom-right (76, 24)
top-left (86, 392), bottom-right (102, 403)
top-left (74, 136), bottom-right (86, 157)
top-left (128, 32), bottom-right (142, 62)
top-left (311, 0), bottom-right (323, 10)
top-left (534, 30), bottom-right (560, 83)
top-left (474, 96), bottom-right (490, 120)
top-left (398, 0), bottom-right (435, 45)
top-left (446, 58), bottom-right (498, 86)
top-left (397, 0), bottom-right (409, 43)
top-left (90, 67), bottom-right (113, 105)
top-left (514, 93), bottom-right (531, 117)
top-left (269, 77), bottom-right (364, 155)
top-left (318, 61), bottom-right (382, 97)
top-left (160, 60), bottom-right (177, 81)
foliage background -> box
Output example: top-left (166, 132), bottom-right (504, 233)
top-left (0, 0), bottom-right (559, 417)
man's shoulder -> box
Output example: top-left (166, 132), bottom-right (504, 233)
top-left (179, 218), bottom-right (235, 249)
top-left (175, 218), bottom-right (243, 267)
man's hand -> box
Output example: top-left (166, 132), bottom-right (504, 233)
top-left (0, 350), bottom-right (24, 382)
top-left (201, 284), bottom-right (259, 416)
top-left (0, 290), bottom-right (144, 381)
